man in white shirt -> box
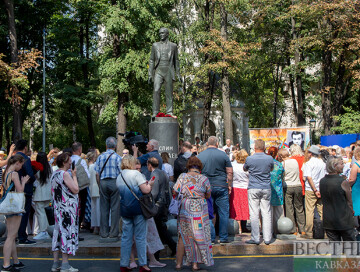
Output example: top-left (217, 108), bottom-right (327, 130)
top-left (301, 145), bottom-right (326, 239)
top-left (71, 142), bottom-right (90, 230)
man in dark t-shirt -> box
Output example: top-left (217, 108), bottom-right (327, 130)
top-left (197, 136), bottom-right (233, 243)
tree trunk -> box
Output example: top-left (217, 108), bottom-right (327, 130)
top-left (332, 49), bottom-right (348, 127)
top-left (4, 0), bottom-right (21, 142)
top-left (321, 47), bottom-right (332, 135)
top-left (272, 64), bottom-right (281, 127)
top-left (81, 16), bottom-right (96, 147)
top-left (220, 3), bottom-right (233, 143)
top-left (117, 90), bottom-right (127, 154)
top-left (286, 54), bottom-right (298, 122)
top-left (201, 0), bottom-right (216, 142)
top-left (111, 0), bottom-right (125, 154)
top-left (4, 111), bottom-right (10, 152)
top-left (202, 73), bottom-right (216, 142)
top-left (291, 14), bottom-right (306, 126)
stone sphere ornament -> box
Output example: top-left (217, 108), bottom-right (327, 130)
top-left (277, 217), bottom-right (294, 234)
top-left (227, 219), bottom-right (240, 236)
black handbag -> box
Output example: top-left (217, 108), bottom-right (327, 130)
top-left (45, 205), bottom-right (55, 226)
top-left (120, 172), bottom-right (158, 219)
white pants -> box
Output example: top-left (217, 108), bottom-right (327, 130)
top-left (34, 201), bottom-right (49, 233)
top-left (248, 189), bottom-right (272, 242)
top-left (91, 197), bottom-right (100, 227)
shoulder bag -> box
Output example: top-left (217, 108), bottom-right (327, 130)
top-left (120, 172), bottom-right (158, 219)
top-left (168, 183), bottom-right (183, 216)
top-left (75, 158), bottom-right (91, 190)
top-left (0, 172), bottom-right (25, 215)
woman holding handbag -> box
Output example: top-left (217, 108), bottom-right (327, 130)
top-left (116, 155), bottom-right (155, 272)
top-left (2, 154), bottom-right (29, 272)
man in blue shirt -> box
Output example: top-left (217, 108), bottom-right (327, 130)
top-left (132, 139), bottom-right (163, 180)
top-left (95, 137), bottom-right (122, 240)
top-left (15, 139), bottom-right (36, 245)
top-left (197, 136), bottom-right (233, 244)
top-left (243, 139), bottom-right (274, 245)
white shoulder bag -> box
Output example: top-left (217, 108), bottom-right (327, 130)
top-left (0, 172), bottom-right (25, 215)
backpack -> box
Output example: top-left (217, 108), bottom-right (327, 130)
top-left (76, 158), bottom-right (90, 190)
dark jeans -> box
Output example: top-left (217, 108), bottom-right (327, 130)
top-left (211, 186), bottom-right (229, 242)
top-left (326, 229), bottom-right (356, 241)
top-left (18, 194), bottom-right (32, 241)
top-left (78, 188), bottom-right (88, 226)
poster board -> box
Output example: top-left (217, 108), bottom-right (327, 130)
top-left (249, 127), bottom-right (310, 151)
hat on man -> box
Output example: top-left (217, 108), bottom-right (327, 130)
top-left (308, 145), bottom-right (320, 155)
top-left (0, 151), bottom-right (6, 158)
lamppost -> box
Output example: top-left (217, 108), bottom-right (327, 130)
top-left (309, 119), bottom-right (316, 145)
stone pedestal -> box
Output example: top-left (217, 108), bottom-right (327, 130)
top-left (149, 117), bottom-right (179, 165)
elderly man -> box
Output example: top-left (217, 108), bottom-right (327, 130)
top-left (243, 139), bottom-right (274, 245)
top-left (121, 149), bottom-right (129, 158)
top-left (197, 136), bottom-right (233, 244)
top-left (95, 137), bottom-right (122, 240)
top-left (301, 145), bottom-right (326, 239)
top-left (132, 139), bottom-right (163, 180)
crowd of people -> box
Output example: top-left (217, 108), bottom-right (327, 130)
top-left (0, 136), bottom-right (359, 272)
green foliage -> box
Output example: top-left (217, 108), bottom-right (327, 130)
top-left (332, 107), bottom-right (360, 134)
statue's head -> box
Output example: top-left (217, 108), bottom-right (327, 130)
top-left (159, 28), bottom-right (169, 41)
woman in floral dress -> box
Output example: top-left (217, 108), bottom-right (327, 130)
top-left (174, 157), bottom-right (213, 271)
top-left (51, 152), bottom-right (80, 272)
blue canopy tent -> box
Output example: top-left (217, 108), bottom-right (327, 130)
top-left (320, 133), bottom-right (360, 147)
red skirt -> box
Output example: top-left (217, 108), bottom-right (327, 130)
top-left (230, 188), bottom-right (249, 221)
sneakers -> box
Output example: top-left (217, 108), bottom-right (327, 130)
top-left (220, 240), bottom-right (230, 245)
top-left (60, 266), bottom-right (78, 272)
top-left (12, 262), bottom-right (25, 270)
top-left (18, 239), bottom-right (36, 245)
top-left (51, 263), bottom-right (61, 272)
top-left (1, 265), bottom-right (20, 272)
top-left (33, 231), bottom-right (50, 240)
top-left (245, 239), bottom-right (260, 245)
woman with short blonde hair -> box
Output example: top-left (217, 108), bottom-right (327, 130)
top-left (121, 155), bottom-right (137, 170)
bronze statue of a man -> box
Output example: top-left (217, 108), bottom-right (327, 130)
top-left (148, 27), bottom-right (181, 118)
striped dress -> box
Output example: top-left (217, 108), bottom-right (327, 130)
top-left (174, 173), bottom-right (214, 266)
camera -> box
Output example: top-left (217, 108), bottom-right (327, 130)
top-left (119, 131), bottom-right (148, 154)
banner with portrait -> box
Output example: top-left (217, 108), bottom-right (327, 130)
top-left (249, 127), bottom-right (310, 151)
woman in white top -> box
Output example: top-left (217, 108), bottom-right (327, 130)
top-left (33, 152), bottom-right (52, 240)
top-left (87, 150), bottom-right (100, 235)
top-left (278, 149), bottom-right (305, 234)
top-left (229, 149), bottom-right (250, 234)
top-left (161, 152), bottom-right (174, 182)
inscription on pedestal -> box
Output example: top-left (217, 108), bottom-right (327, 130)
top-left (149, 117), bottom-right (179, 165)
